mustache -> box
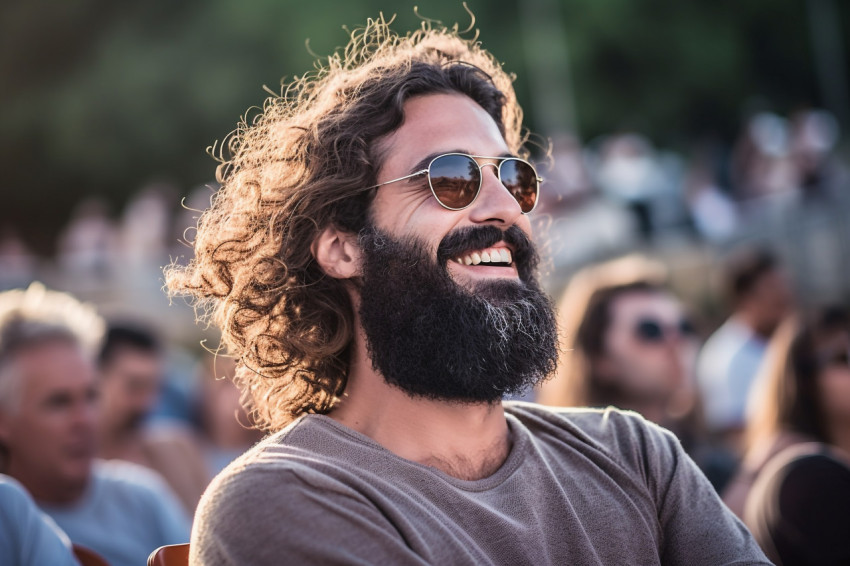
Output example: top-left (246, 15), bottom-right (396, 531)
top-left (436, 225), bottom-right (538, 279)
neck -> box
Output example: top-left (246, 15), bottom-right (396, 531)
top-left (9, 464), bottom-right (88, 506)
top-left (330, 330), bottom-right (512, 481)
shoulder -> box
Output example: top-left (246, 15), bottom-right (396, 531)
top-left (751, 443), bottom-right (850, 504)
top-left (746, 443), bottom-right (850, 563)
top-left (505, 402), bottom-right (680, 467)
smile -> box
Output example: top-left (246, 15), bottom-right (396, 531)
top-left (452, 246), bottom-right (513, 267)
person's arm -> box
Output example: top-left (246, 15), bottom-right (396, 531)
top-left (0, 475), bottom-right (79, 566)
top-left (190, 467), bottom-right (429, 566)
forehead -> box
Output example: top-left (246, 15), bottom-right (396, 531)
top-left (15, 341), bottom-right (95, 398)
top-left (609, 291), bottom-right (682, 323)
top-left (375, 93), bottom-right (510, 179)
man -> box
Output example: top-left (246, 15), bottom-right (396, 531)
top-left (697, 247), bottom-right (793, 451)
top-left (97, 323), bottom-right (209, 513)
top-left (168, 17), bottom-right (769, 565)
top-left (0, 284), bottom-right (190, 566)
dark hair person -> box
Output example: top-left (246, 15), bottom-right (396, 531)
top-left (723, 307), bottom-right (850, 563)
top-left (165, 19), bottom-right (527, 432)
top-left (166, 14), bottom-right (768, 564)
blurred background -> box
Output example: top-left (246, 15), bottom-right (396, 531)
top-left (1, 0), bottom-right (848, 346)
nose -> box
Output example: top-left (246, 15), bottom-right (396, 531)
top-left (467, 163), bottom-right (524, 226)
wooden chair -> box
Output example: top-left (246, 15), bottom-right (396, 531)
top-left (147, 543), bottom-right (190, 566)
top-left (72, 544), bottom-right (110, 566)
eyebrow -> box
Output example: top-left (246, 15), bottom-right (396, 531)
top-left (405, 150), bottom-right (516, 178)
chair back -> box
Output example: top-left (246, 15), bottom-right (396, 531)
top-left (147, 543), bottom-right (190, 566)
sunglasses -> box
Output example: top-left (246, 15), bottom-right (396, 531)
top-left (371, 153), bottom-right (542, 213)
top-left (820, 348), bottom-right (850, 369)
top-left (634, 318), bottom-right (696, 343)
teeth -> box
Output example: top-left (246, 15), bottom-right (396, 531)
top-left (453, 247), bottom-right (513, 266)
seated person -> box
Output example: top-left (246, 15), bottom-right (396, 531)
top-left (97, 323), bottom-right (209, 513)
top-left (0, 284), bottom-right (191, 566)
top-left (726, 307), bottom-right (850, 562)
top-left (536, 256), bottom-right (735, 490)
top-left (166, 16), bottom-right (769, 565)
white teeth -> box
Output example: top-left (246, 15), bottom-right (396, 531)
top-left (453, 248), bottom-right (513, 266)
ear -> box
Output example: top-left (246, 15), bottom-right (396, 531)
top-left (311, 225), bottom-right (361, 279)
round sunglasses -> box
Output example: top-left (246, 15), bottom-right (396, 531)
top-left (371, 152), bottom-right (542, 214)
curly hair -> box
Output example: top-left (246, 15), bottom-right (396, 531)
top-left (165, 15), bottom-right (526, 432)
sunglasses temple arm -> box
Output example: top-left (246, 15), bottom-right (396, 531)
top-left (373, 169), bottom-right (429, 188)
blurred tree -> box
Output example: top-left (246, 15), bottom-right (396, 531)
top-left (0, 0), bottom-right (846, 253)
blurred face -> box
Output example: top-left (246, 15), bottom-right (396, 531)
top-left (0, 341), bottom-right (98, 498)
top-left (99, 347), bottom-right (162, 433)
top-left (750, 269), bottom-right (793, 336)
top-left (817, 332), bottom-right (850, 428)
top-left (596, 291), bottom-right (698, 408)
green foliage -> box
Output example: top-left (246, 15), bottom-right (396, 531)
top-left (0, 0), bottom-right (845, 252)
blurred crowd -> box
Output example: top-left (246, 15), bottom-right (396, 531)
top-left (1, 107), bottom-right (849, 565)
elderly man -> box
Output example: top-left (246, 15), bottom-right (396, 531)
top-left (168, 16), bottom-right (769, 565)
top-left (0, 284), bottom-right (190, 566)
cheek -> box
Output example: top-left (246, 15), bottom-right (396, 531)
top-left (819, 370), bottom-right (850, 418)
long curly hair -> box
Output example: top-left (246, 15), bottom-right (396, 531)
top-left (165, 15), bottom-right (526, 431)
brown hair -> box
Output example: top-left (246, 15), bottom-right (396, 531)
top-left (165, 16), bottom-right (525, 431)
top-left (745, 307), bottom-right (849, 450)
top-left (536, 255), bottom-right (668, 407)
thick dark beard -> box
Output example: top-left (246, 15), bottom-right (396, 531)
top-left (357, 224), bottom-right (559, 404)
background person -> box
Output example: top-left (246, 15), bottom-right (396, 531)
top-left (97, 322), bottom-right (209, 513)
top-left (537, 256), bottom-right (735, 489)
top-left (0, 284), bottom-right (190, 566)
top-left (723, 307), bottom-right (850, 563)
top-left (696, 247), bottom-right (793, 452)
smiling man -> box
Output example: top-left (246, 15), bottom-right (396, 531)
top-left (167, 16), bottom-right (769, 565)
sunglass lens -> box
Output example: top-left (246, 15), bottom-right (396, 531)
top-left (679, 319), bottom-right (696, 336)
top-left (635, 320), bottom-right (664, 342)
top-left (429, 154), bottom-right (480, 209)
top-left (500, 159), bottom-right (538, 213)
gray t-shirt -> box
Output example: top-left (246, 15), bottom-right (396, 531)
top-left (192, 403), bottom-right (770, 565)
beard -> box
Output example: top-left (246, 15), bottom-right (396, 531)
top-left (356, 223), bottom-right (559, 404)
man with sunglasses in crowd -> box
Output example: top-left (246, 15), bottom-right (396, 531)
top-left (168, 16), bottom-right (769, 565)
